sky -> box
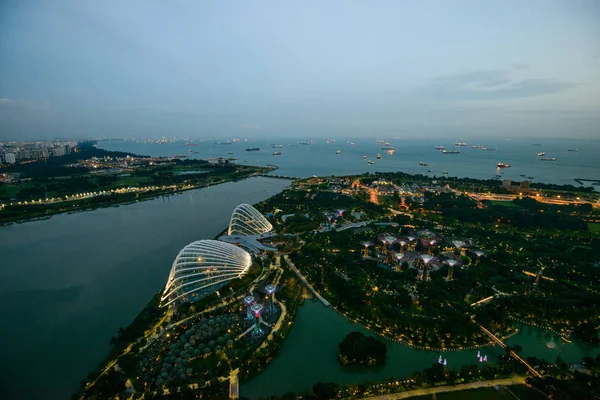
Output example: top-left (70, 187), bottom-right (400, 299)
top-left (0, 0), bottom-right (599, 140)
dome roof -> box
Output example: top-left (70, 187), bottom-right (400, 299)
top-left (228, 204), bottom-right (272, 236)
top-left (161, 240), bottom-right (252, 307)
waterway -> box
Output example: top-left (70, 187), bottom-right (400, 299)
top-left (241, 301), bottom-right (598, 399)
top-left (0, 177), bottom-right (290, 400)
top-left (99, 137), bottom-right (600, 187)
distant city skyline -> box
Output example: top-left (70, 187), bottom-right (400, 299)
top-left (1, 0), bottom-right (599, 140)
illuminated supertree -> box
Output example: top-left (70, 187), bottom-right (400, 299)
top-left (397, 239), bottom-right (408, 254)
top-left (393, 252), bottom-right (404, 272)
top-left (452, 240), bottom-right (465, 255)
top-left (360, 241), bottom-right (373, 257)
top-left (250, 303), bottom-right (264, 336)
top-left (380, 236), bottom-right (396, 264)
top-left (446, 259), bottom-right (457, 281)
top-left (407, 236), bottom-right (416, 251)
top-left (336, 209), bottom-right (345, 217)
top-left (428, 239), bottom-right (438, 255)
top-left (243, 295), bottom-right (255, 321)
top-left (420, 254), bottom-right (434, 282)
top-left (265, 284), bottom-right (277, 313)
top-left (473, 250), bottom-right (485, 265)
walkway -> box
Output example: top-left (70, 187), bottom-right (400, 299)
top-left (476, 322), bottom-right (542, 378)
top-left (229, 369), bottom-right (239, 399)
top-left (358, 376), bottom-right (525, 400)
top-left (283, 255), bottom-right (330, 307)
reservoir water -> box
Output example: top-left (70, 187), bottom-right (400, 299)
top-left (242, 301), bottom-right (598, 399)
top-left (0, 177), bottom-right (291, 400)
top-left (99, 137), bottom-right (600, 187)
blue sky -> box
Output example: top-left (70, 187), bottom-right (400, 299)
top-left (0, 0), bottom-right (598, 139)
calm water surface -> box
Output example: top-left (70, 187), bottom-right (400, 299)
top-left (0, 177), bottom-right (290, 400)
top-left (242, 301), bottom-right (598, 399)
top-left (99, 137), bottom-right (600, 187)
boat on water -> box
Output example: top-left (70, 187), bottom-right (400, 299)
top-left (443, 171), bottom-right (448, 175)
top-left (537, 152), bottom-right (546, 157)
top-left (335, 150), bottom-right (341, 154)
top-left (246, 147), bottom-right (260, 151)
top-left (376, 153), bottom-right (382, 159)
top-left (497, 161), bottom-right (510, 168)
top-left (483, 147), bottom-right (497, 151)
top-left (435, 145), bottom-right (445, 150)
top-left (568, 149), bottom-right (579, 152)
top-left (272, 144), bottom-right (284, 148)
top-left (419, 161), bottom-right (429, 166)
top-left (185, 143), bottom-right (198, 146)
top-left (472, 145), bottom-right (484, 149)
top-left (218, 142), bottom-right (232, 145)
top-left (188, 150), bottom-right (198, 154)
top-left (349, 142), bottom-right (355, 146)
top-left (376, 140), bottom-right (385, 143)
top-left (326, 139), bottom-right (336, 143)
top-left (455, 142), bottom-right (467, 147)
top-left (228, 152), bottom-right (234, 155)
top-left (272, 152), bottom-right (282, 156)
top-left (362, 155), bottom-right (368, 159)
top-left (381, 146), bottom-right (394, 150)
top-left (442, 149), bottom-right (460, 154)
top-left (520, 174), bottom-right (526, 177)
top-left (368, 160), bottom-right (375, 165)
top-left (539, 157), bottom-right (557, 161)
top-left (386, 149), bottom-right (395, 154)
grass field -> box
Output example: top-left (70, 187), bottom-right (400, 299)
top-left (407, 384), bottom-right (545, 400)
top-left (490, 200), bottom-right (520, 208)
top-left (588, 222), bottom-right (600, 233)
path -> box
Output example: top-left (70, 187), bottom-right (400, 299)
top-left (283, 255), bottom-right (330, 307)
top-left (358, 376), bottom-right (525, 400)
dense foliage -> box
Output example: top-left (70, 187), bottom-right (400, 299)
top-left (337, 331), bottom-right (387, 366)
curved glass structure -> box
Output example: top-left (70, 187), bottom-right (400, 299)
top-left (161, 240), bottom-right (252, 307)
top-left (228, 204), bottom-right (273, 236)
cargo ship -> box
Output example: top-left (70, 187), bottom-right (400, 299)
top-left (442, 149), bottom-right (461, 154)
top-left (376, 140), bottom-right (385, 143)
top-left (218, 142), bottom-right (232, 145)
top-left (455, 142), bottom-right (467, 147)
top-left (419, 161), bottom-right (429, 166)
top-left (246, 147), bottom-right (260, 151)
top-left (539, 157), bottom-right (557, 161)
top-left (381, 146), bottom-right (394, 150)
top-left (568, 149), bottom-right (579, 152)
top-left (185, 142), bottom-right (198, 146)
top-left (472, 145), bottom-right (484, 149)
top-left (435, 145), bottom-right (445, 150)
top-left (272, 152), bottom-right (282, 156)
top-left (272, 144), bottom-right (284, 148)
top-left (497, 161), bottom-right (510, 168)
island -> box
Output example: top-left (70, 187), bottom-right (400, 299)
top-left (338, 331), bottom-right (387, 366)
top-left (76, 171), bottom-right (600, 400)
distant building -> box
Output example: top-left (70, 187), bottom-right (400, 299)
top-left (4, 153), bottom-right (16, 164)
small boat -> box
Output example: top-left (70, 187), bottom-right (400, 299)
top-left (527, 176), bottom-right (534, 179)
top-left (349, 142), bottom-right (355, 146)
top-left (368, 160), bottom-right (375, 165)
top-left (335, 150), bottom-right (341, 154)
top-left (442, 150), bottom-right (461, 154)
top-left (246, 147), bottom-right (260, 151)
top-left (455, 142), bottom-right (467, 147)
top-left (497, 161), bottom-right (510, 168)
top-left (539, 157), bottom-right (557, 161)
top-left (326, 139), bottom-right (336, 143)
top-left (362, 155), bottom-right (368, 159)
top-left (376, 153), bottom-right (382, 159)
top-left (443, 171), bottom-right (448, 175)
top-left (472, 145), bottom-right (484, 149)
top-left (435, 145), bottom-right (445, 150)
top-left (376, 140), bottom-right (385, 143)
top-left (272, 144), bottom-right (284, 148)
top-left (272, 152), bottom-right (282, 156)
top-left (386, 149), bottom-right (395, 154)
top-left (537, 152), bottom-right (546, 157)
top-left (419, 161), bottom-right (428, 166)
top-left (228, 152), bottom-right (234, 155)
top-left (568, 149), bottom-right (579, 152)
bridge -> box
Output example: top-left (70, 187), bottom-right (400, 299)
top-left (229, 369), bottom-right (239, 399)
top-left (475, 320), bottom-right (542, 378)
top-left (283, 255), bottom-right (331, 307)
top-left (259, 173), bottom-right (302, 180)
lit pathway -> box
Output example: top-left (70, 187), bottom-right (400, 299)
top-left (283, 255), bottom-right (330, 307)
top-left (229, 369), bottom-right (239, 399)
top-left (475, 322), bottom-right (542, 378)
top-left (358, 376), bottom-right (525, 400)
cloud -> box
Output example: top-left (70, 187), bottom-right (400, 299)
top-left (512, 63), bottom-right (530, 70)
top-left (420, 70), bottom-right (577, 101)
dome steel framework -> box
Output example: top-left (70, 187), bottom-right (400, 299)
top-left (228, 204), bottom-right (273, 236)
top-left (161, 240), bottom-right (252, 307)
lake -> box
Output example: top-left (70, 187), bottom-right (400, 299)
top-left (242, 301), bottom-right (598, 399)
top-left (0, 177), bottom-right (291, 400)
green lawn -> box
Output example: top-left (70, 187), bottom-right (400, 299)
top-left (588, 222), bottom-right (600, 233)
top-left (407, 384), bottom-right (545, 400)
top-left (490, 200), bottom-right (520, 208)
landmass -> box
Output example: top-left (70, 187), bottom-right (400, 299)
top-left (77, 171), bottom-right (600, 400)
top-left (0, 141), bottom-right (272, 224)
top-left (338, 331), bottom-right (387, 366)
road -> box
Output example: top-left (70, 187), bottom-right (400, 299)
top-left (359, 376), bottom-right (526, 400)
top-left (283, 255), bottom-right (331, 307)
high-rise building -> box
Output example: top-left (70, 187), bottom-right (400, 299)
top-left (4, 153), bottom-right (16, 164)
